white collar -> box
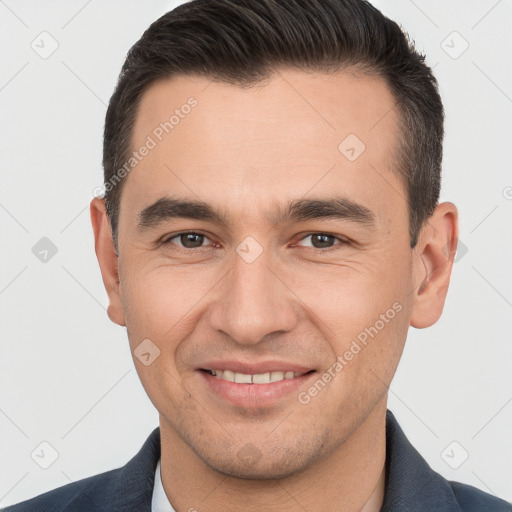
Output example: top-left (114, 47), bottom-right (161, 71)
top-left (151, 458), bottom-right (177, 512)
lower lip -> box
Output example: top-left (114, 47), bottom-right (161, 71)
top-left (199, 370), bottom-right (316, 408)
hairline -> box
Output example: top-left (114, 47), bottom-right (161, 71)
top-left (107, 65), bottom-right (414, 253)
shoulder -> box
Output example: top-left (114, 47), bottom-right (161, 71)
top-left (383, 410), bottom-right (511, 512)
top-left (1, 468), bottom-right (120, 512)
top-left (2, 427), bottom-right (161, 512)
top-left (449, 480), bottom-right (512, 512)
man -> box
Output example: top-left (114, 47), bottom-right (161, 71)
top-left (3, 0), bottom-right (510, 511)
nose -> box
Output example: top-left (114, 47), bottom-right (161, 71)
top-left (208, 250), bottom-right (298, 345)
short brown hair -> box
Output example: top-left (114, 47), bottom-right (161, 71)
top-left (103, 0), bottom-right (444, 253)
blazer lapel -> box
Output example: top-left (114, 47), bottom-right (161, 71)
top-left (381, 411), bottom-right (463, 512)
top-left (109, 427), bottom-right (161, 512)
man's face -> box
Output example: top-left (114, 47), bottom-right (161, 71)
top-left (111, 70), bottom-right (419, 478)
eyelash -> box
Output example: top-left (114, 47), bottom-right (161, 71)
top-left (161, 231), bottom-right (350, 252)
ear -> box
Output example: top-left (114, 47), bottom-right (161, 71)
top-left (410, 202), bottom-right (459, 329)
top-left (90, 197), bottom-right (126, 326)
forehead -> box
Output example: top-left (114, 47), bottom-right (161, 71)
top-left (122, 69), bottom-right (405, 230)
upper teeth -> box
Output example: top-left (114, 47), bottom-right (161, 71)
top-left (209, 370), bottom-right (302, 384)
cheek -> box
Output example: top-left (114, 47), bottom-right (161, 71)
top-left (120, 264), bottom-right (217, 340)
top-left (119, 264), bottom-right (212, 412)
top-left (286, 256), bottom-right (411, 382)
top-left (288, 259), bottom-right (405, 334)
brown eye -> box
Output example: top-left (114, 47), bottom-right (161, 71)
top-left (297, 233), bottom-right (342, 249)
top-left (310, 234), bottom-right (336, 248)
top-left (164, 232), bottom-right (209, 249)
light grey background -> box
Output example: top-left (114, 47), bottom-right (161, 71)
top-left (1, 0), bottom-right (511, 507)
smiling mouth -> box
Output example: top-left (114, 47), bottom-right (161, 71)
top-left (200, 369), bottom-right (315, 384)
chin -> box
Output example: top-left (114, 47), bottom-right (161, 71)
top-left (196, 434), bottom-right (331, 481)
top-left (207, 457), bottom-right (304, 480)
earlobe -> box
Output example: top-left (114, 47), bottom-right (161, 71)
top-left (90, 198), bottom-right (126, 327)
top-left (410, 202), bottom-right (459, 329)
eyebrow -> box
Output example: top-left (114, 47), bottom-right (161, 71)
top-left (137, 195), bottom-right (376, 231)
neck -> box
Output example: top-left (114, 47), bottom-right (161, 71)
top-left (159, 400), bottom-right (387, 512)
